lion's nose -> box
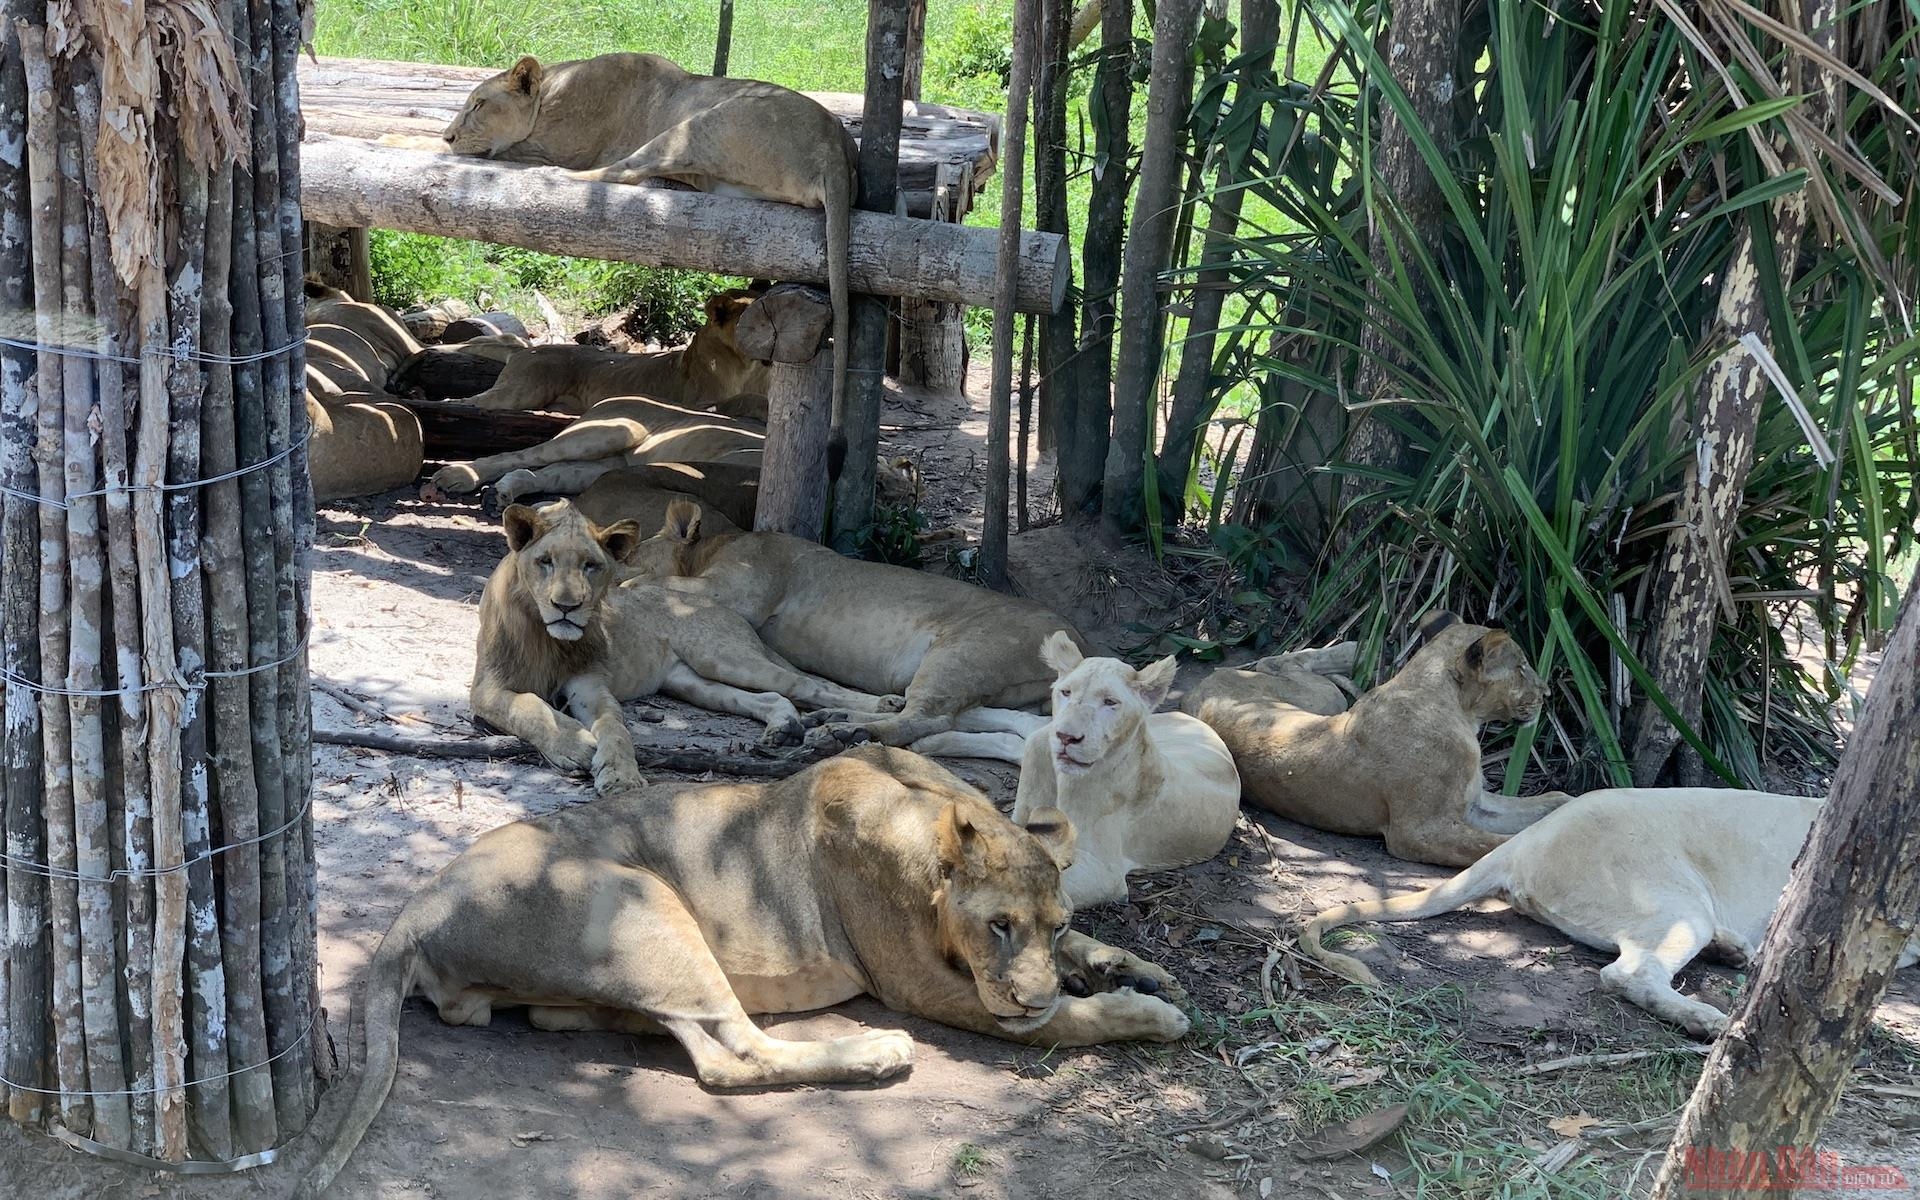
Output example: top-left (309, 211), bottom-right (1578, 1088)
top-left (1055, 730), bottom-right (1084, 748)
top-left (1011, 983), bottom-right (1056, 1011)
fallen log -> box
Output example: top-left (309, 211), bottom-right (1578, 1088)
top-left (388, 348), bottom-right (507, 402)
top-left (395, 397), bottom-right (575, 461)
top-left (299, 134), bottom-right (1068, 313)
top-left (313, 726), bottom-right (813, 778)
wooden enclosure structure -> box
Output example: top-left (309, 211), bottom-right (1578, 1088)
top-left (296, 55), bottom-right (1065, 536)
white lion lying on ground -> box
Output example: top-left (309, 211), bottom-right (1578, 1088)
top-left (1011, 634), bottom-right (1240, 907)
top-left (1302, 786), bottom-right (1920, 1039)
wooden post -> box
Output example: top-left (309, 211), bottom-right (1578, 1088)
top-left (1103, 0), bottom-right (1202, 535)
top-left (739, 285), bottom-right (837, 540)
top-left (1649, 561), bottom-right (1920, 1198)
top-left (302, 221), bottom-right (373, 301)
top-left (983, 0), bottom-right (1039, 588)
top-left (902, 0), bottom-right (926, 101)
top-left (713, 0), bottom-right (736, 76)
top-left (1033, 0), bottom-right (1074, 455)
top-left (894, 160), bottom-right (970, 393)
top-left (832, 0), bottom-right (912, 553)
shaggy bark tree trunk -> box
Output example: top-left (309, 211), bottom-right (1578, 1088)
top-left (1629, 0), bottom-right (1829, 786)
top-left (1033, 0), bottom-right (1074, 458)
top-left (1338, 0), bottom-right (1461, 550)
top-left (1153, 0), bottom-right (1280, 519)
top-left (1102, 0), bottom-right (1202, 535)
top-left (1648, 562), bottom-right (1920, 1200)
top-left (831, 0), bottom-right (910, 554)
top-left (981, 0), bottom-right (1039, 588)
top-left (1058, 0), bottom-right (1132, 516)
top-left (2, 0), bottom-right (320, 1162)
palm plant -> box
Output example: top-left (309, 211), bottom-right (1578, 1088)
top-left (1186, 0), bottom-right (1917, 790)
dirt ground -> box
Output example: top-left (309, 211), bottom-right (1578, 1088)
top-left (3, 364), bottom-right (1917, 1200)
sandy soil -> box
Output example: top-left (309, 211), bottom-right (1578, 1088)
top-left (2, 364), bottom-right (1915, 1200)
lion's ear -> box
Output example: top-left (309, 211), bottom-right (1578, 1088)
top-left (1465, 631), bottom-right (1522, 678)
top-left (1040, 630), bottom-right (1083, 677)
top-left (1022, 807), bottom-right (1076, 872)
top-left (660, 498), bottom-right (702, 545)
top-left (506, 55), bottom-right (543, 94)
top-left (935, 801), bottom-right (981, 876)
top-left (502, 504), bottom-right (546, 552)
top-left (1130, 654), bottom-right (1177, 710)
top-left (703, 291), bottom-right (731, 324)
top-left (1415, 610), bottom-right (1460, 648)
top-left (598, 519), bottom-right (642, 563)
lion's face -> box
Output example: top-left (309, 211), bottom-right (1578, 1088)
top-left (1452, 629), bottom-right (1548, 726)
top-left (1038, 632), bottom-right (1173, 776)
top-left (935, 803), bottom-right (1076, 1032)
top-left (502, 501), bottom-right (640, 642)
top-left (444, 56), bottom-right (544, 157)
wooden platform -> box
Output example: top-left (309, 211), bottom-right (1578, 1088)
top-left (298, 56), bottom-right (999, 220)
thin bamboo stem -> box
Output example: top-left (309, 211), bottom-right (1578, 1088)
top-left (74, 75), bottom-right (156, 1155)
top-left (21, 22), bottom-right (92, 1134)
top-left (58, 70), bottom-right (132, 1150)
top-left (0, 11), bottom-right (45, 1129)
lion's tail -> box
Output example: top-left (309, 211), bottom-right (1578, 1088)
top-left (297, 928), bottom-right (419, 1199)
top-left (1300, 852), bottom-right (1513, 988)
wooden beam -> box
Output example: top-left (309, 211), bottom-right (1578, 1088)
top-left (300, 134), bottom-right (1067, 313)
top-left (747, 285), bottom-right (837, 541)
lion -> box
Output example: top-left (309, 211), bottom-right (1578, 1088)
top-left (449, 288), bottom-right (770, 418)
top-left (571, 462), bottom-right (760, 533)
top-left (301, 286), bottom-right (427, 500)
top-left (1181, 613), bottom-right (1568, 867)
top-left (442, 53), bottom-right (855, 418)
top-left (427, 393), bottom-right (768, 503)
top-left (1011, 634), bottom-right (1241, 907)
top-left (1301, 786), bottom-right (1920, 1039)
top-left (471, 500), bottom-right (903, 793)
top-left (296, 745), bottom-right (1189, 1197)
top-left (623, 500), bottom-right (1087, 763)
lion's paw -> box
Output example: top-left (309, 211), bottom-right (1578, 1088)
top-left (1063, 943), bottom-right (1188, 1006)
top-left (801, 709), bottom-right (848, 729)
top-left (761, 715), bottom-right (805, 748)
top-left (876, 694), bottom-right (907, 713)
top-left (591, 745), bottom-right (644, 796)
top-left (430, 463), bottom-right (484, 495)
top-left (494, 468), bottom-right (540, 505)
top-left (803, 723), bottom-right (871, 755)
top-left (1119, 993), bottom-right (1190, 1042)
top-left (842, 1029), bottom-right (915, 1081)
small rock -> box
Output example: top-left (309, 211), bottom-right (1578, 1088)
top-left (1185, 1135), bottom-right (1232, 1161)
top-left (1303, 1036), bottom-right (1335, 1055)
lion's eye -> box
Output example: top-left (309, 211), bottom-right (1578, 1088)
top-left (1100, 697), bottom-right (1119, 708)
top-left (584, 561), bottom-right (601, 574)
top-left (989, 919), bottom-right (1011, 939)
top-left (1057, 689), bottom-right (1071, 699)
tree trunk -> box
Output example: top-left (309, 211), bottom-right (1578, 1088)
top-left (1033, 0), bottom-right (1074, 457)
top-left (1629, 0), bottom-right (1829, 786)
top-left (1648, 563), bottom-right (1920, 1199)
top-left (3, 0), bottom-right (320, 1161)
top-left (831, 0), bottom-right (911, 554)
top-left (1338, 0), bottom-right (1461, 549)
top-left (982, 0), bottom-right (1039, 588)
top-left (1153, 0), bottom-right (1280, 519)
top-left (747, 285), bottom-right (838, 540)
top-left (302, 222), bottom-right (372, 301)
top-left (902, 0), bottom-right (926, 101)
top-left (713, 0), bottom-right (736, 76)
top-left (1059, 0), bottom-right (1132, 516)
top-left (1102, 0), bottom-right (1202, 535)
top-left (300, 134), bottom-right (1068, 313)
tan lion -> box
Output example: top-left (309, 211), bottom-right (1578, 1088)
top-left (471, 500), bottom-right (902, 793)
top-left (1182, 613), bottom-right (1568, 867)
top-left (572, 462), bottom-right (760, 533)
top-left (442, 53), bottom-right (855, 416)
top-left (627, 500), bottom-right (1087, 762)
top-left (1012, 634), bottom-right (1240, 907)
top-left (453, 288), bottom-right (770, 418)
top-left (427, 393), bottom-right (768, 504)
top-left (297, 745), bottom-right (1189, 1197)
top-left (1302, 786), bottom-right (1920, 1039)
top-left (301, 286), bottom-right (427, 501)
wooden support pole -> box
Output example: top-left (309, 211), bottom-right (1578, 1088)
top-left (833, 0), bottom-right (912, 553)
top-left (302, 221), bottom-right (373, 301)
top-left (983, 0), bottom-right (1038, 588)
top-left (713, 0), bottom-right (736, 75)
top-left (299, 135), bottom-right (1068, 313)
top-left (739, 285), bottom-right (837, 540)
top-left (895, 162), bottom-right (970, 394)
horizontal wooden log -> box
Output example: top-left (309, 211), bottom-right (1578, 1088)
top-left (299, 135), bottom-right (1067, 314)
top-left (735, 284), bottom-right (834, 364)
top-left (395, 397), bottom-right (575, 460)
